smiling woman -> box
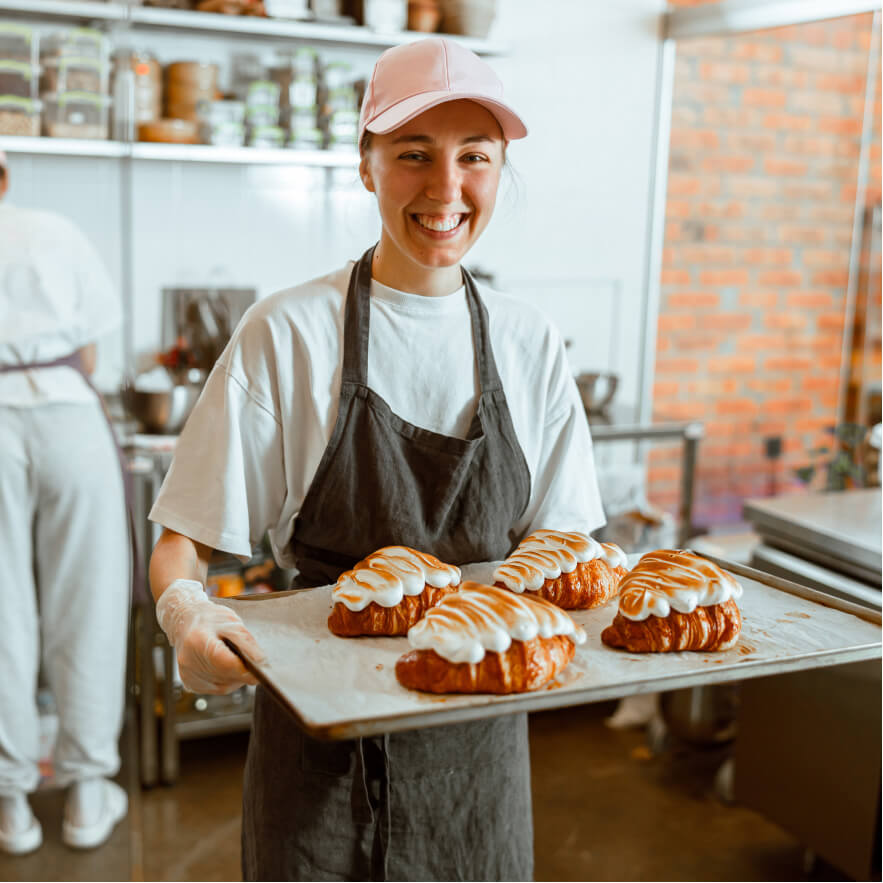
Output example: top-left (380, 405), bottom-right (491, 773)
top-left (147, 35), bottom-right (606, 883)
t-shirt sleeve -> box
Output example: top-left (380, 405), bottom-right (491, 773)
top-left (148, 322), bottom-right (287, 561)
top-left (516, 331), bottom-right (606, 536)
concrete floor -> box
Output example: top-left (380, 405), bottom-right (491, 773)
top-left (0, 701), bottom-right (858, 882)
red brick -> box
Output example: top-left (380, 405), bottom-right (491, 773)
top-left (794, 416), bottom-right (836, 434)
top-left (715, 398), bottom-right (759, 416)
top-left (656, 356), bottom-right (702, 375)
top-left (744, 247), bottom-right (795, 266)
top-left (653, 380), bottom-right (680, 399)
top-left (667, 200), bottom-right (693, 219)
top-left (757, 270), bottom-right (804, 287)
top-left (670, 129), bottom-right (721, 151)
top-left (702, 155), bottom-right (756, 173)
top-left (763, 158), bottom-right (809, 176)
top-left (779, 226), bottom-right (828, 245)
top-left (699, 313), bottom-right (753, 332)
top-left (661, 268), bottom-right (692, 285)
top-left (667, 174), bottom-right (703, 197)
top-left (765, 312), bottom-right (809, 330)
top-left (781, 180), bottom-right (837, 200)
top-left (743, 87), bottom-right (788, 108)
top-left (679, 82), bottom-right (731, 105)
top-left (789, 90), bottom-right (849, 116)
top-left (686, 378), bottom-right (740, 397)
top-left (762, 203), bottom-right (805, 221)
top-left (818, 313), bottom-right (846, 332)
top-left (704, 107), bottom-right (759, 128)
top-left (657, 313), bottom-right (697, 332)
top-left (802, 249), bottom-right (847, 268)
top-left (785, 291), bottom-right (835, 309)
top-left (726, 132), bottom-right (778, 153)
top-left (815, 73), bottom-right (867, 93)
top-left (699, 269), bottom-right (750, 286)
top-left (727, 176), bottom-right (780, 198)
top-left (696, 201), bottom-right (746, 220)
top-left (708, 355), bottom-right (756, 374)
top-left (667, 291), bottom-right (720, 309)
top-left (647, 466), bottom-right (682, 486)
top-left (737, 333), bottom-right (788, 352)
top-left (802, 376), bottom-right (839, 393)
top-left (747, 377), bottom-right (794, 394)
top-left (764, 396), bottom-right (815, 415)
top-left (732, 43), bottom-right (783, 63)
top-left (714, 225), bottom-right (768, 244)
top-left (782, 134), bottom-right (844, 157)
top-left (671, 333), bottom-right (723, 352)
top-left (765, 355), bottom-right (813, 372)
top-left (762, 113), bottom-right (814, 131)
top-left (812, 269), bottom-right (849, 286)
top-left (753, 66), bottom-right (809, 89)
top-left (699, 61), bottom-right (751, 84)
top-left (818, 116), bottom-right (864, 136)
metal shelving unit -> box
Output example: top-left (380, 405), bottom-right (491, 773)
top-left (0, 0), bottom-right (505, 53)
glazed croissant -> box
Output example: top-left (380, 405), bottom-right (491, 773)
top-left (499, 557), bottom-right (628, 609)
top-left (493, 530), bottom-right (628, 609)
top-left (601, 599), bottom-right (742, 652)
top-left (328, 584), bottom-right (458, 637)
top-left (396, 635), bottom-right (576, 694)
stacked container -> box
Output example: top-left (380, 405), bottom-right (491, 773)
top-left (270, 47), bottom-right (322, 150)
top-left (40, 28), bottom-right (111, 139)
top-left (244, 78), bottom-right (283, 148)
top-left (0, 22), bottom-right (41, 136)
top-left (320, 60), bottom-right (359, 151)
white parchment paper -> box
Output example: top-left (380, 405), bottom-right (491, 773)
top-left (223, 560), bottom-right (881, 739)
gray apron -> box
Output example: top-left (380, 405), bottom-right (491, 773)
top-left (242, 247), bottom-right (534, 882)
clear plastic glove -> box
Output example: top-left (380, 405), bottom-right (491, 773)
top-left (155, 579), bottom-right (268, 694)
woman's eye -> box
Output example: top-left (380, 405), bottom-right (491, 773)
top-left (462, 153), bottom-right (489, 163)
top-left (399, 152), bottom-right (428, 161)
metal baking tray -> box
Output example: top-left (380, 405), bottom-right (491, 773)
top-left (222, 555), bottom-right (881, 741)
top-left (744, 488), bottom-right (881, 582)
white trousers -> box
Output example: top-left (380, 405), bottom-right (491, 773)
top-left (0, 402), bottom-right (129, 794)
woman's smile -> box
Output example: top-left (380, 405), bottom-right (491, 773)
top-left (411, 212), bottom-right (471, 236)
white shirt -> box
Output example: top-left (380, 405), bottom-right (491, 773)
top-left (0, 203), bottom-right (120, 406)
top-left (150, 264), bottom-right (606, 567)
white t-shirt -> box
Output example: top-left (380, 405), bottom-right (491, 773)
top-left (0, 203), bottom-right (120, 406)
top-left (150, 263), bottom-right (606, 567)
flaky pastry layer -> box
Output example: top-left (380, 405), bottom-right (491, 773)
top-left (601, 599), bottom-right (742, 652)
top-left (496, 559), bottom-right (628, 610)
top-left (395, 634), bottom-right (576, 694)
top-left (328, 583), bottom-right (457, 636)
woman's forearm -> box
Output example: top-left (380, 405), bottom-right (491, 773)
top-left (149, 528), bottom-right (213, 603)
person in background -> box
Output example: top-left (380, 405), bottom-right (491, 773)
top-left (148, 38), bottom-right (606, 881)
top-left (0, 150), bottom-right (129, 854)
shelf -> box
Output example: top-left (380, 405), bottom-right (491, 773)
top-left (0, 0), bottom-right (125, 21)
top-left (174, 709), bottom-right (253, 739)
top-left (0, 0), bottom-right (506, 55)
top-left (130, 141), bottom-right (358, 165)
top-left (0, 134), bottom-right (127, 156)
top-left (0, 134), bottom-right (360, 165)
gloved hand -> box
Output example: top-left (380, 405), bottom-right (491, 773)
top-left (155, 579), bottom-right (268, 694)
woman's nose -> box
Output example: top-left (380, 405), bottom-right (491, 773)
top-left (424, 158), bottom-right (462, 204)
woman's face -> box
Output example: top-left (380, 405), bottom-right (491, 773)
top-left (361, 100), bottom-right (505, 283)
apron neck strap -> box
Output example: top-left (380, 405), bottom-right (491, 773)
top-left (341, 245), bottom-right (503, 393)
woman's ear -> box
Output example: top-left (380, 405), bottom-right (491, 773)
top-left (359, 155), bottom-right (375, 193)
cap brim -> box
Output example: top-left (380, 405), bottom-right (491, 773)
top-left (365, 90), bottom-right (527, 141)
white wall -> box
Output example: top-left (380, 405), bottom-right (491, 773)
top-left (5, 0), bottom-right (665, 406)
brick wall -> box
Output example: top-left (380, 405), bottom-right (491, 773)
top-left (649, 7), bottom-right (881, 527)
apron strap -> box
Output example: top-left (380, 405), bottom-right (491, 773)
top-left (462, 266), bottom-right (503, 394)
top-left (0, 352), bottom-right (146, 604)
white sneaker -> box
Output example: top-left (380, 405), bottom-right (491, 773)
top-left (62, 779), bottom-right (127, 850)
top-left (0, 793), bottom-right (42, 856)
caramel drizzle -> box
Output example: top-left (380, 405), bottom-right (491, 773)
top-left (415, 582), bottom-right (584, 643)
top-left (617, 549), bottom-right (742, 620)
top-left (494, 529), bottom-right (622, 591)
top-left (333, 546), bottom-right (460, 608)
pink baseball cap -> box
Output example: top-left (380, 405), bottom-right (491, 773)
top-left (359, 37), bottom-right (527, 144)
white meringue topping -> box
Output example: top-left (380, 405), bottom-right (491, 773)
top-left (407, 581), bottom-right (587, 664)
top-left (617, 549), bottom-right (743, 622)
top-left (332, 546), bottom-right (460, 612)
top-left (493, 529), bottom-right (627, 592)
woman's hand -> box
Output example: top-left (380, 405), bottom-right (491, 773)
top-left (156, 579), bottom-right (267, 694)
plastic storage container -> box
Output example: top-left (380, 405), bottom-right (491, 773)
top-left (203, 120), bottom-right (245, 147)
top-left (0, 23), bottom-right (38, 64)
top-left (0, 60), bottom-right (40, 100)
top-left (41, 28), bottom-right (110, 62)
top-left (248, 124), bottom-right (284, 149)
top-left (42, 56), bottom-right (109, 94)
top-left (246, 103), bottom-right (280, 127)
top-left (0, 96), bottom-right (41, 136)
top-left (42, 91), bottom-right (110, 139)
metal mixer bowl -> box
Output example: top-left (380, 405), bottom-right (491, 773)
top-left (122, 384), bottom-right (201, 434)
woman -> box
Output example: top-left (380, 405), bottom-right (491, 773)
top-left (149, 37), bottom-right (605, 881)
top-left (0, 149), bottom-right (129, 854)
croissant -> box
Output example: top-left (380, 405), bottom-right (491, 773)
top-left (497, 558), bottom-right (628, 609)
top-left (396, 635), bottom-right (576, 694)
top-left (601, 599), bottom-right (742, 652)
top-left (328, 584), bottom-right (458, 637)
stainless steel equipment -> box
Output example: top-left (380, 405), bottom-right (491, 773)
top-left (161, 286), bottom-right (256, 374)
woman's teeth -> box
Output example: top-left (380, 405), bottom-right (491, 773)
top-left (414, 214), bottom-right (465, 232)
